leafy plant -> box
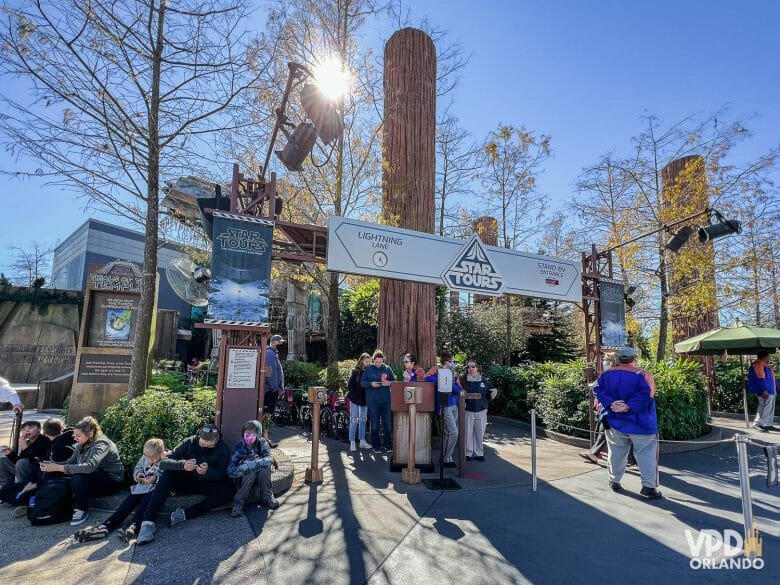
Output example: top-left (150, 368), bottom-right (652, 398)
top-left (149, 370), bottom-right (190, 394)
top-left (100, 388), bottom-right (216, 471)
top-left (532, 359), bottom-right (590, 438)
top-left (714, 358), bottom-right (758, 413)
top-left (646, 359), bottom-right (709, 440)
top-left (282, 360), bottom-right (322, 389)
top-left (318, 359), bottom-right (355, 392)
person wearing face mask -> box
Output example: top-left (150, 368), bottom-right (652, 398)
top-left (227, 420), bottom-right (279, 518)
top-left (135, 424), bottom-right (233, 545)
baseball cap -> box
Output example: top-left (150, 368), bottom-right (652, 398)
top-left (198, 424), bottom-right (219, 441)
top-left (270, 334), bottom-right (286, 344)
top-left (616, 346), bottom-right (637, 359)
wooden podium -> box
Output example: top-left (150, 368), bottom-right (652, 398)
top-left (391, 382), bottom-right (435, 472)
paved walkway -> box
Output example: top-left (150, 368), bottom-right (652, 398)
top-left (0, 412), bottom-right (778, 584)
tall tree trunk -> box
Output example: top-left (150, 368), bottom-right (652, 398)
top-left (656, 255), bottom-right (669, 361)
top-left (379, 28), bottom-right (436, 367)
top-left (128, 0), bottom-right (165, 398)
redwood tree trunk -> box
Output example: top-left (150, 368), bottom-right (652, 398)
top-left (379, 29), bottom-right (436, 367)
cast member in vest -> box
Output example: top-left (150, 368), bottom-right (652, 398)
top-left (749, 350), bottom-right (777, 431)
top-left (463, 360), bottom-right (497, 461)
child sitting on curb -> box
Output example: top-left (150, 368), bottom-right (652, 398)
top-left (74, 438), bottom-right (166, 543)
top-left (227, 420), bottom-right (279, 517)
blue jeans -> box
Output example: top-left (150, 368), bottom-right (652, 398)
top-left (367, 401), bottom-right (392, 449)
top-left (349, 404), bottom-right (368, 442)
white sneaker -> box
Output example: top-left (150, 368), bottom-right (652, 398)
top-left (349, 441), bottom-right (357, 452)
top-left (70, 508), bottom-right (89, 526)
top-left (359, 440), bottom-right (372, 449)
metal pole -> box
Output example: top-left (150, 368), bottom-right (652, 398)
top-left (531, 408), bottom-right (537, 492)
top-left (735, 434), bottom-right (755, 556)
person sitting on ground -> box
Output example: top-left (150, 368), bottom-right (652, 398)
top-left (228, 420), bottom-right (279, 518)
top-left (346, 353), bottom-right (371, 453)
top-left (74, 438), bottom-right (167, 543)
top-left (463, 360), bottom-right (498, 462)
top-left (360, 350), bottom-right (396, 454)
top-left (136, 424), bottom-right (233, 545)
top-left (425, 352), bottom-right (462, 468)
top-left (0, 420), bottom-right (51, 488)
top-left (0, 376), bottom-right (24, 413)
top-left (39, 416), bottom-right (124, 525)
top-left (1, 418), bottom-right (73, 517)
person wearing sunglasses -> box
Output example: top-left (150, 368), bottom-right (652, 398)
top-left (401, 353), bottom-right (426, 383)
top-left (463, 361), bottom-right (498, 462)
top-left (136, 424), bottom-right (233, 544)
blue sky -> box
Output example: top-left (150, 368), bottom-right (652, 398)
top-left (1, 0), bottom-right (778, 273)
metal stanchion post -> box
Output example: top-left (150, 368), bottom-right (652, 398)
top-left (305, 387), bottom-right (325, 484)
top-left (735, 434), bottom-right (756, 557)
top-left (531, 408), bottom-right (537, 492)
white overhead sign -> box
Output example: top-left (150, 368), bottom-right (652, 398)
top-left (326, 217), bottom-right (581, 303)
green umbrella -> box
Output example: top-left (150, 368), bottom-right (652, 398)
top-left (674, 324), bottom-right (780, 355)
top-left (675, 324), bottom-right (780, 428)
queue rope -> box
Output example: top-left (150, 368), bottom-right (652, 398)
top-left (532, 419), bottom-right (745, 445)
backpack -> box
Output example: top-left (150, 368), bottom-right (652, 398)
top-left (27, 478), bottom-right (72, 526)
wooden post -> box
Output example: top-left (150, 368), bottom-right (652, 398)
top-left (401, 400), bottom-right (421, 484)
top-left (379, 28), bottom-right (437, 367)
top-left (305, 387), bottom-right (325, 483)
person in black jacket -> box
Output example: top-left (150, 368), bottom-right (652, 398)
top-left (136, 424), bottom-right (233, 545)
top-left (347, 353), bottom-right (372, 452)
top-left (0, 420), bottom-right (50, 487)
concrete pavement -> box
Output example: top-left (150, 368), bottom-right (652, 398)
top-left (0, 412), bottom-right (778, 584)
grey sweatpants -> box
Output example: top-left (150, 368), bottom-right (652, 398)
top-left (442, 405), bottom-right (458, 463)
top-left (755, 393), bottom-right (776, 427)
top-left (234, 467), bottom-right (273, 504)
top-left (605, 429), bottom-right (659, 488)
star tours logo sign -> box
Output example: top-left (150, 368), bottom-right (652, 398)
top-left (441, 234), bottom-right (505, 296)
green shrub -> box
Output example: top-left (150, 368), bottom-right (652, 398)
top-left (647, 359), bottom-right (709, 440)
top-left (318, 359), bottom-right (354, 392)
top-left (714, 359), bottom-right (758, 413)
top-left (487, 364), bottom-right (542, 419)
top-left (100, 388), bottom-right (216, 471)
top-left (533, 359), bottom-right (590, 438)
top-left (282, 360), bottom-right (322, 389)
top-left (149, 370), bottom-right (190, 394)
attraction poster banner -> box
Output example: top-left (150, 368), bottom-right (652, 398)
top-left (207, 212), bottom-right (273, 324)
top-left (599, 281), bottom-right (627, 349)
top-left (86, 291), bottom-right (139, 348)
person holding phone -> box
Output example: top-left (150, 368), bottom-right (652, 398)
top-left (0, 420), bottom-right (50, 488)
top-left (360, 350), bottom-right (396, 454)
top-left (74, 438), bottom-right (167, 542)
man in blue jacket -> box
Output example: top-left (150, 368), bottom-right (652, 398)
top-left (360, 350), bottom-right (395, 453)
top-left (748, 350), bottom-right (777, 431)
top-left (594, 346), bottom-right (661, 499)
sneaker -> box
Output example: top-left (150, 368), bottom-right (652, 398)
top-left (169, 507), bottom-right (187, 527)
top-left (466, 456), bottom-right (472, 461)
top-left (579, 452), bottom-right (600, 464)
top-left (136, 521), bottom-right (156, 545)
top-left (443, 461), bottom-right (457, 468)
top-left (753, 424), bottom-right (769, 432)
top-left (640, 486), bottom-right (663, 499)
top-left (475, 455), bottom-right (485, 462)
top-left (382, 446), bottom-right (393, 454)
top-left (609, 481), bottom-right (623, 493)
top-left (261, 498), bottom-right (280, 510)
top-left (349, 441), bottom-right (357, 452)
top-left (74, 525), bottom-right (108, 542)
top-left (118, 525), bottom-right (136, 543)
top-left (359, 440), bottom-right (372, 449)
top-left (12, 505), bottom-right (26, 519)
top-left (231, 500), bottom-right (244, 518)
top-left (70, 508), bottom-right (90, 526)
top-left (372, 448), bottom-right (382, 454)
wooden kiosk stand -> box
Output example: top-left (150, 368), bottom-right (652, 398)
top-left (391, 381), bottom-right (435, 473)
